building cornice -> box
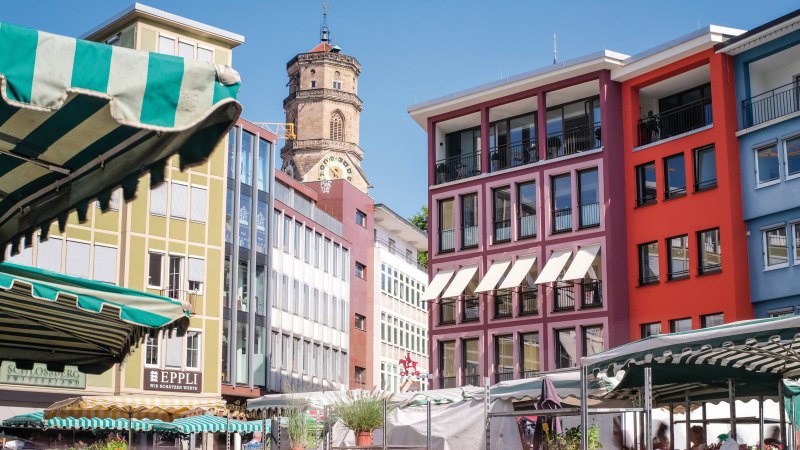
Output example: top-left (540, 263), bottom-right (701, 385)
top-left (287, 51), bottom-right (361, 74)
top-left (284, 88), bottom-right (363, 112)
top-left (281, 139), bottom-right (365, 160)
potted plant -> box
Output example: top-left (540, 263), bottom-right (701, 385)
top-left (287, 408), bottom-right (319, 450)
top-left (490, 150), bottom-right (501, 171)
top-left (436, 163), bottom-right (448, 183)
top-left (333, 390), bottom-right (394, 446)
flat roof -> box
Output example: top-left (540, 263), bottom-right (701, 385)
top-left (716, 8), bottom-right (800, 55)
top-left (82, 3), bottom-right (245, 46)
top-left (373, 203), bottom-right (428, 251)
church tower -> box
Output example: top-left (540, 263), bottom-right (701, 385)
top-left (281, 14), bottom-right (369, 193)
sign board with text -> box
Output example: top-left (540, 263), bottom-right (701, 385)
top-left (144, 368), bottom-right (202, 393)
top-left (0, 362), bottom-right (86, 389)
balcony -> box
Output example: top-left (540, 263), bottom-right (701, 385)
top-left (552, 207), bottom-right (573, 233)
top-left (439, 229), bottom-right (455, 253)
top-left (494, 290), bottom-right (513, 319)
top-left (742, 80), bottom-right (800, 128)
top-left (463, 374), bottom-right (480, 386)
top-left (493, 219), bottom-right (511, 243)
top-left (579, 202), bottom-right (600, 228)
top-left (462, 296), bottom-right (480, 322)
top-left (489, 138), bottom-right (538, 172)
top-left (461, 225), bottom-right (478, 249)
top-left (519, 213), bottom-right (536, 239)
top-left (435, 153), bottom-right (481, 185)
top-left (580, 279), bottom-right (602, 308)
top-left (439, 300), bottom-right (456, 325)
top-left (374, 237), bottom-right (427, 270)
top-left (440, 376), bottom-right (457, 388)
top-left (495, 371), bottom-right (514, 383)
top-left (637, 97), bottom-right (712, 146)
top-left (519, 287), bottom-right (538, 316)
top-left (546, 122), bottom-right (601, 159)
top-left (553, 282), bottom-right (575, 311)
top-left (521, 370), bottom-right (539, 379)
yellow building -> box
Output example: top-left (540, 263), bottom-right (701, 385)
top-left (0, 4), bottom-right (243, 414)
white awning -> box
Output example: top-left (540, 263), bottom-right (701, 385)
top-left (441, 265), bottom-right (479, 298)
top-left (421, 268), bottom-right (456, 301)
top-left (475, 261), bottom-right (511, 293)
top-left (561, 245), bottom-right (601, 281)
top-left (534, 250), bottom-right (573, 284)
top-left (498, 256), bottom-right (537, 290)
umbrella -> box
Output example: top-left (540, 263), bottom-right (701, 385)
top-left (532, 377), bottom-right (562, 448)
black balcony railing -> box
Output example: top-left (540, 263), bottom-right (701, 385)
top-left (522, 369), bottom-right (539, 379)
top-left (546, 122), bottom-right (601, 159)
top-left (493, 219), bottom-right (511, 243)
top-left (435, 153), bottom-right (481, 184)
top-left (553, 282), bottom-right (575, 311)
top-left (489, 138), bottom-right (538, 172)
top-left (579, 202), bottom-right (600, 228)
top-left (742, 80), bottom-right (800, 128)
top-left (440, 376), bottom-right (457, 389)
top-left (439, 300), bottom-right (456, 325)
top-left (637, 97), bottom-right (713, 146)
top-left (461, 225), bottom-right (478, 248)
top-left (519, 213), bottom-right (536, 239)
top-left (462, 296), bottom-right (480, 322)
top-left (581, 279), bottom-right (602, 308)
top-left (552, 207), bottom-right (573, 233)
top-left (519, 287), bottom-right (538, 315)
top-left (494, 290), bottom-right (513, 319)
top-left (463, 374), bottom-right (480, 386)
top-left (495, 371), bottom-right (514, 383)
top-left (439, 229), bottom-right (455, 253)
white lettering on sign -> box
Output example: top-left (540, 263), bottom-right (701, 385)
top-left (144, 368), bottom-right (202, 393)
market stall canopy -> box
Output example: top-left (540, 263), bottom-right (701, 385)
top-left (2, 410), bottom-right (43, 427)
top-left (420, 268), bottom-right (455, 301)
top-left (2, 410), bottom-right (156, 431)
top-left (44, 396), bottom-right (226, 421)
top-left (582, 316), bottom-right (800, 403)
top-left (151, 415), bottom-right (264, 434)
top-left (0, 261), bottom-right (189, 373)
top-left (489, 370), bottom-right (619, 407)
top-left (392, 386), bottom-right (484, 407)
top-left (0, 22), bottom-right (241, 253)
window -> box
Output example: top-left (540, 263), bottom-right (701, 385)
top-left (167, 255), bottom-right (183, 300)
top-left (518, 182), bottom-right (536, 239)
top-left (178, 41), bottom-right (194, 59)
top-left (756, 144), bottom-right (780, 187)
top-left (636, 162), bottom-right (657, 206)
top-left (294, 221), bottom-right (303, 257)
top-left (197, 46), bottom-right (213, 63)
top-left (494, 335), bottom-right (514, 380)
top-left (582, 325), bottom-right (604, 357)
top-left (293, 337), bottom-right (301, 372)
top-left (795, 223), bottom-right (800, 263)
top-left (37, 237), bottom-right (62, 272)
top-left (145, 330), bottom-right (160, 367)
top-left (667, 235), bottom-right (689, 280)
top-left (551, 174), bottom-right (572, 233)
top-left (356, 210), bottom-right (367, 227)
top-left (66, 241), bottom-right (90, 278)
top-left (342, 248), bottom-right (349, 281)
top-left (555, 328), bottom-right (576, 369)
top-left (438, 198), bottom-right (455, 252)
top-left (158, 35), bottom-right (175, 55)
top-left (304, 227), bottom-right (312, 263)
top-left (330, 111), bottom-right (344, 141)
top-left (170, 183), bottom-right (188, 219)
top-left (310, 80), bottom-right (317, 88)
top-left (670, 318), bottom-right (692, 333)
top-left (257, 139), bottom-right (270, 192)
top-left (93, 245), bottom-right (117, 284)
top-left (241, 131), bottom-right (253, 185)
top-left (355, 262), bottom-right (366, 279)
top-left (697, 228), bottom-right (721, 274)
top-left (462, 338), bottom-right (480, 386)
top-left (663, 153), bottom-right (686, 199)
top-left (281, 334), bottom-right (289, 369)
top-left (333, 81), bottom-right (342, 90)
top-left (150, 183), bottom-right (168, 216)
top-left (148, 252), bottom-right (164, 287)
top-left (785, 136), bottom-right (800, 178)
top-left (189, 186), bottom-right (207, 222)
top-left (354, 366), bottom-right (366, 384)
top-left (764, 226), bottom-right (789, 269)
top-left (185, 331), bottom-right (201, 370)
top-left (520, 332), bottom-right (540, 376)
top-left (283, 216), bottom-right (292, 252)
top-left (701, 313), bottom-right (724, 328)
top-left (491, 187), bottom-right (512, 243)
top-left (694, 146), bottom-right (717, 191)
top-left (769, 309), bottom-right (794, 318)
top-left (578, 168), bottom-right (600, 228)
top-left (355, 314), bottom-right (366, 331)
top-left (165, 329), bottom-right (182, 368)
top-left (461, 193), bottom-right (478, 248)
top-left (638, 241), bottom-right (659, 285)
top-left (324, 238), bottom-right (332, 272)
top-left (641, 322), bottom-right (661, 338)
top-left (188, 258), bottom-right (205, 293)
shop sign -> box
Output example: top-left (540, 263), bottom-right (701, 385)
top-left (144, 368), bottom-right (202, 393)
top-left (0, 362), bottom-right (86, 389)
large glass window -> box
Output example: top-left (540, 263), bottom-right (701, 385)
top-left (462, 338), bottom-right (480, 386)
top-left (439, 341), bottom-right (456, 388)
top-left (578, 168), bottom-right (599, 228)
top-left (665, 235), bottom-right (689, 280)
top-left (670, 318), bottom-right (692, 333)
top-left (701, 313), bottom-right (724, 328)
top-left (698, 228), bottom-right (721, 274)
top-left (582, 325), bottom-right (604, 356)
top-left (227, 128), bottom-right (236, 179)
top-left (461, 193), bottom-right (478, 248)
top-left (492, 187), bottom-right (512, 243)
top-left (444, 128), bottom-right (481, 176)
top-left (258, 138), bottom-right (271, 192)
top-left (555, 328), bottom-right (576, 369)
top-left (520, 332), bottom-right (539, 377)
top-left (237, 260), bottom-right (249, 312)
top-left (786, 136), bottom-right (800, 178)
top-left (489, 113), bottom-right (537, 171)
top-left (641, 322), bottom-right (661, 338)
top-left (694, 146), bottom-right (717, 191)
top-left (283, 216), bottom-right (292, 252)
top-left (518, 182), bottom-right (536, 239)
top-left (167, 255), bottom-right (182, 300)
top-left (494, 335), bottom-right (514, 381)
top-left (636, 162), bottom-right (657, 206)
top-left (256, 265), bottom-right (267, 315)
top-left (145, 330), bottom-right (160, 367)
top-left (225, 188), bottom-right (234, 243)
top-left (756, 144), bottom-right (780, 186)
top-left (764, 226), bottom-right (788, 269)
top-left (254, 326), bottom-right (266, 386)
top-left (239, 193), bottom-right (251, 249)
top-left (664, 153), bottom-right (686, 199)
top-left (551, 174), bottom-right (572, 233)
top-left (222, 322), bottom-right (230, 382)
top-left (186, 331), bottom-right (201, 370)
top-left (438, 198), bottom-right (455, 252)
top-left (546, 97), bottom-right (601, 158)
top-left (256, 200), bottom-right (267, 254)
top-left (638, 242), bottom-right (659, 285)
top-left (241, 131), bottom-right (254, 185)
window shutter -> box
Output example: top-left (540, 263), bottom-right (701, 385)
top-left (165, 329), bottom-right (183, 368)
top-left (171, 183), bottom-right (188, 219)
top-left (150, 183), bottom-right (168, 216)
top-left (65, 241), bottom-right (90, 278)
top-left (190, 186), bottom-right (208, 223)
top-left (188, 258), bottom-right (205, 284)
top-left (37, 238), bottom-right (63, 272)
top-left (93, 246), bottom-right (118, 284)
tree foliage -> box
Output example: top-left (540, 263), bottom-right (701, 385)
top-left (409, 206), bottom-right (429, 267)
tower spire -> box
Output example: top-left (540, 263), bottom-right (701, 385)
top-left (320, 3), bottom-right (330, 43)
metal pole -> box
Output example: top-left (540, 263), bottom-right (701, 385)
top-left (226, 412), bottom-right (231, 450)
top-left (702, 403), bottom-right (707, 440)
top-left (685, 393), bottom-right (691, 450)
top-left (324, 406), bottom-right (330, 450)
top-left (759, 396), bottom-right (764, 450)
top-left (264, 127), bottom-right (277, 389)
top-left (190, 433), bottom-right (196, 450)
top-left (669, 402), bottom-right (674, 450)
top-left (580, 365), bottom-right (589, 450)
top-left (128, 413), bottom-right (133, 449)
top-left (728, 379), bottom-right (736, 440)
top-left (484, 378), bottom-right (490, 450)
top-left (261, 410), bottom-right (267, 450)
top-left (780, 379), bottom-right (787, 449)
top-left (644, 367), bottom-right (653, 450)
top-left (427, 400), bottom-right (432, 450)
top-left (382, 398), bottom-right (388, 450)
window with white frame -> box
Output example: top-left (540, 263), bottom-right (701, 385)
top-left (37, 237), bottom-right (62, 272)
top-left (784, 136), bottom-right (800, 179)
top-left (190, 186), bottom-right (207, 223)
top-left (65, 241), bottom-right (90, 278)
top-left (188, 257), bottom-right (204, 294)
top-left (178, 41), bottom-right (194, 59)
top-left (185, 331), bottom-right (201, 370)
top-left (197, 46), bottom-right (213, 63)
top-left (145, 330), bottom-right (160, 367)
top-left (93, 245), bottom-right (117, 284)
top-left (764, 226), bottom-right (789, 269)
top-left (158, 35), bottom-right (175, 55)
top-left (755, 143), bottom-right (781, 187)
top-left (150, 183), bottom-right (168, 216)
top-left (171, 183), bottom-right (188, 219)
top-left (164, 329), bottom-right (182, 368)
top-left (148, 252), bottom-right (164, 288)
top-left (167, 255), bottom-right (183, 300)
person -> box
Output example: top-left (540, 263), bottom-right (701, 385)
top-left (689, 426), bottom-right (707, 450)
top-left (718, 433), bottom-right (739, 450)
top-left (653, 422), bottom-right (671, 450)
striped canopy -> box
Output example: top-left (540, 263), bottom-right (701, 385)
top-left (0, 261), bottom-right (189, 373)
top-left (489, 370), bottom-right (616, 406)
top-left (2, 410), bottom-right (43, 427)
top-left (582, 315), bottom-right (800, 403)
top-left (0, 21), bottom-right (241, 254)
top-left (44, 396), bottom-right (226, 421)
top-left (392, 386), bottom-right (484, 407)
top-left (151, 415), bottom-right (265, 434)
top-left (2, 411), bottom-right (155, 431)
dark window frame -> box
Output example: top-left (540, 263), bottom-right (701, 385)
top-left (669, 317), bottom-right (692, 333)
top-left (460, 193), bottom-right (479, 249)
top-left (577, 167), bottom-right (600, 229)
top-left (640, 322), bottom-right (662, 338)
top-left (492, 186), bottom-right (512, 243)
top-left (354, 313), bottom-right (366, 331)
top-left (666, 234), bottom-right (690, 280)
top-left (694, 145), bottom-right (717, 192)
top-left (635, 161), bottom-right (657, 206)
top-left (551, 173), bottom-right (573, 234)
top-left (663, 153), bottom-right (687, 199)
top-left (517, 181), bottom-right (537, 239)
top-left (701, 313), bottom-right (724, 328)
top-left (697, 227), bottom-right (722, 275)
top-left (638, 241), bottom-right (660, 285)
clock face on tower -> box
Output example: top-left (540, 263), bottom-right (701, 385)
top-left (318, 155), bottom-right (353, 181)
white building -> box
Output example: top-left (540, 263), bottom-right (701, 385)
top-left (372, 204), bottom-right (429, 392)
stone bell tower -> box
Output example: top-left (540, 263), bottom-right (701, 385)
top-left (280, 16), bottom-right (369, 193)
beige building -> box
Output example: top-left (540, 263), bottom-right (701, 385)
top-left (1, 4), bottom-right (243, 414)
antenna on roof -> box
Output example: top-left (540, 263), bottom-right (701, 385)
top-left (553, 33), bottom-right (557, 64)
top-left (321, 3), bottom-right (331, 43)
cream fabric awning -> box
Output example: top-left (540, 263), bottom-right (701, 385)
top-left (421, 268), bottom-right (456, 301)
top-left (561, 245), bottom-right (601, 281)
top-left (441, 265), bottom-right (479, 298)
top-left (534, 250), bottom-right (572, 284)
top-left (474, 261), bottom-right (511, 293)
top-left (498, 256), bottom-right (537, 290)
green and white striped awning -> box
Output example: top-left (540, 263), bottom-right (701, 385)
top-left (2, 411), bottom-right (156, 431)
top-left (2, 410), bottom-right (43, 427)
top-left (151, 415), bottom-right (264, 434)
top-left (392, 386), bottom-right (484, 408)
top-left (582, 315), bottom-right (800, 402)
top-left (0, 261), bottom-right (188, 373)
top-left (0, 21), bottom-right (241, 253)
top-left (489, 370), bottom-right (616, 406)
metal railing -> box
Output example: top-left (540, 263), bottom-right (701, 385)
top-left (552, 207), bottom-right (573, 233)
top-left (546, 122), bottom-right (601, 159)
top-left (435, 152), bottom-right (481, 184)
top-left (495, 371), bottom-right (514, 383)
top-left (461, 225), bottom-right (478, 248)
top-left (581, 279), bottom-right (602, 308)
top-left (374, 237), bottom-right (427, 270)
top-left (522, 369), bottom-right (539, 379)
top-left (462, 296), bottom-right (480, 322)
top-left (519, 287), bottom-right (538, 315)
top-left (553, 282), bottom-right (575, 311)
top-left (489, 138), bottom-right (538, 172)
top-left (519, 213), bottom-right (536, 238)
top-left (440, 376), bottom-right (457, 389)
top-left (742, 80), bottom-right (800, 128)
top-left (161, 289), bottom-right (198, 315)
top-left (439, 300), bottom-right (456, 325)
top-left (439, 229), bottom-right (455, 253)
top-left (493, 219), bottom-right (511, 243)
top-left (637, 97), bottom-right (713, 146)
top-left (463, 374), bottom-right (480, 386)
top-left (579, 202), bottom-right (600, 228)
top-left (494, 290), bottom-right (513, 319)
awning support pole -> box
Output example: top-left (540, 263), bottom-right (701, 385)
top-left (685, 392), bottom-right (691, 450)
top-left (580, 365), bottom-right (589, 450)
top-left (324, 406), bottom-right (330, 450)
top-left (780, 379), bottom-right (787, 448)
top-left (728, 379), bottom-right (736, 439)
top-left (427, 400), bottom-right (432, 450)
top-left (190, 433), bottom-right (196, 450)
top-left (383, 398), bottom-right (388, 450)
top-left (261, 408), bottom-right (267, 450)
top-left (702, 403), bottom-right (707, 439)
top-left (644, 366), bottom-right (653, 450)
top-left (485, 377), bottom-right (490, 450)
top-left (226, 412), bottom-right (231, 450)
top-left (669, 402), bottom-right (674, 450)
top-left (128, 412), bottom-right (133, 449)
top-left (759, 395), bottom-right (764, 450)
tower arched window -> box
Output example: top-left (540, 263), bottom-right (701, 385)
top-left (330, 111), bottom-right (344, 141)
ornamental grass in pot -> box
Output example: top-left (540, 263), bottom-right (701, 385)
top-left (333, 390), bottom-right (394, 446)
top-left (286, 408), bottom-right (320, 450)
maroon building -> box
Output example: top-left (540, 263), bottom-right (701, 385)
top-left (408, 52), bottom-right (630, 387)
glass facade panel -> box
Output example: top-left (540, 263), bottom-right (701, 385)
top-left (221, 321), bottom-right (229, 382)
top-left (236, 322), bottom-right (248, 384)
top-left (258, 139), bottom-right (270, 192)
top-left (241, 131), bottom-right (253, 185)
top-left (239, 193), bottom-right (251, 249)
top-left (237, 260), bottom-right (249, 312)
top-left (254, 325), bottom-right (266, 386)
top-left (256, 265), bottom-right (267, 315)
top-left (225, 188), bottom-right (234, 243)
top-left (256, 200), bottom-right (267, 254)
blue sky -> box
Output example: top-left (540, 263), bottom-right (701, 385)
top-left (4, 1), bottom-right (797, 220)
